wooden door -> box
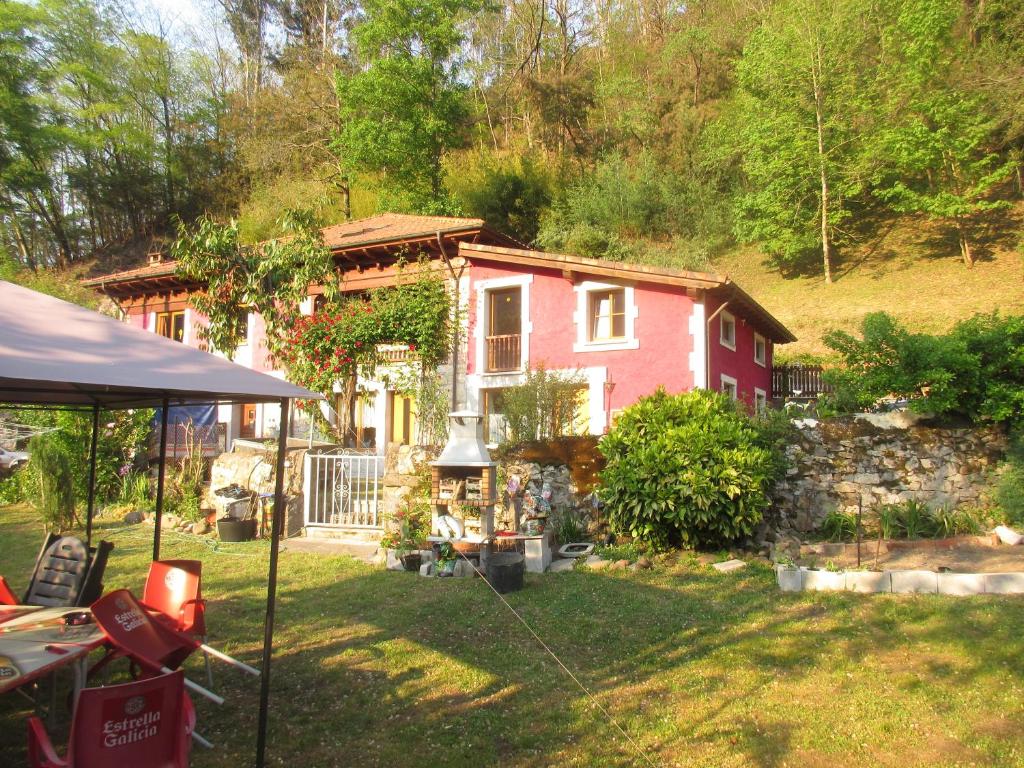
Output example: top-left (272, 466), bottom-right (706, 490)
top-left (240, 403), bottom-right (258, 439)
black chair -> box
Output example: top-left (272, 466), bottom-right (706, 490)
top-left (21, 534), bottom-right (114, 607)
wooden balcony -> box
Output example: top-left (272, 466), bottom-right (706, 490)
top-left (377, 344), bottom-right (411, 364)
top-left (486, 334), bottom-right (521, 372)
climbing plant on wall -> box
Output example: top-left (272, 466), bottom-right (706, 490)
top-left (173, 209), bottom-right (338, 362)
top-left (275, 261), bottom-right (453, 441)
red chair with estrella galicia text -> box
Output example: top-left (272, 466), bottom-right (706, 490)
top-left (26, 670), bottom-right (195, 768)
top-left (142, 560), bottom-right (213, 686)
top-left (0, 575), bottom-right (18, 605)
top-left (90, 589), bottom-right (225, 709)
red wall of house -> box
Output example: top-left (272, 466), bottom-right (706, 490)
top-left (706, 296), bottom-right (773, 407)
top-left (467, 261), bottom-right (698, 413)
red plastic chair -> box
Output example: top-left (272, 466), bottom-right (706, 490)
top-left (142, 560), bottom-right (212, 686)
top-left (91, 589), bottom-right (223, 706)
top-left (27, 670), bottom-right (194, 768)
top-left (0, 575), bottom-right (18, 605)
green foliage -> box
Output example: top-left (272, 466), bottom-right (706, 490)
top-left (996, 434), bottom-right (1024, 526)
top-left (869, 499), bottom-right (984, 540)
top-left (14, 408), bottom-right (152, 514)
top-left (335, 0), bottom-right (488, 213)
top-left (380, 498), bottom-right (431, 554)
top-left (25, 434), bottom-right (76, 530)
top-left (448, 153), bottom-right (552, 243)
top-left (173, 209), bottom-right (338, 362)
top-left (598, 389), bottom-right (774, 549)
top-left (552, 508), bottom-right (587, 545)
top-left (823, 311), bottom-right (1024, 424)
top-left (277, 263), bottom-right (451, 397)
top-left (166, 423), bottom-right (206, 523)
top-left (822, 510), bottom-right (858, 542)
top-left (871, 0), bottom-right (1013, 267)
top-left (536, 152), bottom-right (728, 262)
top-left (595, 540), bottom-right (647, 563)
top-left (500, 366), bottom-right (587, 443)
top-left (731, 0), bottom-right (871, 280)
top-left (117, 472), bottom-right (152, 512)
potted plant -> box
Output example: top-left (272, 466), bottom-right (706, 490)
top-left (774, 556), bottom-right (802, 592)
top-left (436, 541), bottom-right (457, 577)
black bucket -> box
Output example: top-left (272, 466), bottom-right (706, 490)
top-left (217, 518), bottom-right (256, 542)
top-left (486, 552), bottom-right (525, 594)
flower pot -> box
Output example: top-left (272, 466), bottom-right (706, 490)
top-left (776, 565), bottom-right (803, 593)
top-left (217, 518), bottom-right (256, 542)
top-left (400, 553), bottom-right (422, 572)
top-left (437, 559), bottom-right (457, 577)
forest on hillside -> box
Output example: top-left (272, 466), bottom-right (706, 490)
top-left (1, 0), bottom-right (1022, 283)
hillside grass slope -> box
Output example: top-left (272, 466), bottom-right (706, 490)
top-left (715, 206), bottom-right (1024, 358)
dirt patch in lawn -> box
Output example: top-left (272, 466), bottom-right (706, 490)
top-left (798, 536), bottom-right (1024, 572)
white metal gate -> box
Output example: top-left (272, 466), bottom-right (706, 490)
top-left (303, 451), bottom-right (384, 528)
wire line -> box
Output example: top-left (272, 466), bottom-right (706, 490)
top-left (455, 549), bottom-right (661, 768)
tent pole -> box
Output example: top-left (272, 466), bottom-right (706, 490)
top-left (85, 404), bottom-right (100, 547)
top-left (255, 397), bottom-right (289, 768)
top-left (152, 399), bottom-right (170, 561)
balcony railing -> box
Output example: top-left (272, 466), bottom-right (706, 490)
top-left (771, 364), bottom-right (833, 400)
top-left (377, 344), bottom-right (411, 364)
top-left (486, 334), bottom-right (521, 372)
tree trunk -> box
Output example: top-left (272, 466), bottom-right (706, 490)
top-left (956, 219), bottom-right (974, 268)
top-left (811, 43), bottom-right (833, 284)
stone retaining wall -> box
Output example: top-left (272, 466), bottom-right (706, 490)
top-left (771, 418), bottom-right (1007, 533)
top-left (208, 444), bottom-right (307, 537)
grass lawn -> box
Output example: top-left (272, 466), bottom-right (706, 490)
top-left (2, 504), bottom-right (1024, 768)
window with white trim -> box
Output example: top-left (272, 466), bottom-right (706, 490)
top-left (588, 288), bottom-right (626, 341)
top-left (754, 332), bottom-right (766, 367)
top-left (573, 281), bottom-right (639, 352)
top-left (720, 310), bottom-right (736, 350)
top-left (754, 387), bottom-right (768, 414)
top-left (720, 374), bottom-right (738, 400)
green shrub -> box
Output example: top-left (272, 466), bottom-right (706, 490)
top-left (501, 365), bottom-right (587, 443)
top-left (822, 510), bottom-right (857, 542)
top-left (930, 505), bottom-right (983, 538)
top-left (995, 434), bottom-right (1024, 525)
top-left (822, 311), bottom-right (1024, 425)
top-left (552, 508), bottom-right (587, 544)
top-left (598, 389), bottom-right (774, 549)
top-left (26, 435), bottom-right (76, 531)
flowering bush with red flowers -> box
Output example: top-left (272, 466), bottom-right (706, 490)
top-left (277, 267), bottom-right (453, 435)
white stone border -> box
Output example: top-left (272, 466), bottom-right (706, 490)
top-left (776, 566), bottom-right (1024, 595)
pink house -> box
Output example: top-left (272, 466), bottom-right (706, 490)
top-left (459, 242), bottom-right (793, 440)
top-left (83, 214), bottom-right (794, 449)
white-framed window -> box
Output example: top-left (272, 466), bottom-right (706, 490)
top-left (720, 310), bottom-right (736, 351)
top-left (754, 387), bottom-right (768, 414)
top-left (754, 332), bottom-right (766, 367)
top-left (573, 281), bottom-right (639, 352)
top-left (720, 373), bottom-right (738, 400)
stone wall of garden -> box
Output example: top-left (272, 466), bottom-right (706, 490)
top-left (208, 444), bottom-right (308, 537)
top-left (770, 418), bottom-right (1007, 534)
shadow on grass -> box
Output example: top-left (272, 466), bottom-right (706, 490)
top-left (4, 511), bottom-right (1024, 767)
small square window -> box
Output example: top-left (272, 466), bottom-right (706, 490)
top-left (754, 333), bottom-right (767, 367)
top-left (156, 311), bottom-right (185, 343)
top-left (721, 374), bottom-right (738, 400)
top-left (589, 288), bottom-right (626, 341)
top-left (720, 311), bottom-right (736, 350)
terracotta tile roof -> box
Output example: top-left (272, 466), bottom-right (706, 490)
top-left (84, 213), bottom-right (499, 289)
top-left (81, 260), bottom-right (179, 287)
top-left (459, 242), bottom-right (797, 343)
top-left (320, 213), bottom-right (488, 250)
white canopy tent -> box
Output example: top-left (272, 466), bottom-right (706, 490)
top-left (0, 280), bottom-right (321, 767)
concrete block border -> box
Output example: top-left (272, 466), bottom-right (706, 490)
top-left (776, 566), bottom-right (1024, 596)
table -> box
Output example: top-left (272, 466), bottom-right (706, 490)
top-left (0, 607), bottom-right (105, 697)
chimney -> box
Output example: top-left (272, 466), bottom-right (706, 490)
top-left (148, 251), bottom-right (164, 266)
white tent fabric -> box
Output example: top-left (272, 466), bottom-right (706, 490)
top-left (0, 280), bottom-right (318, 407)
